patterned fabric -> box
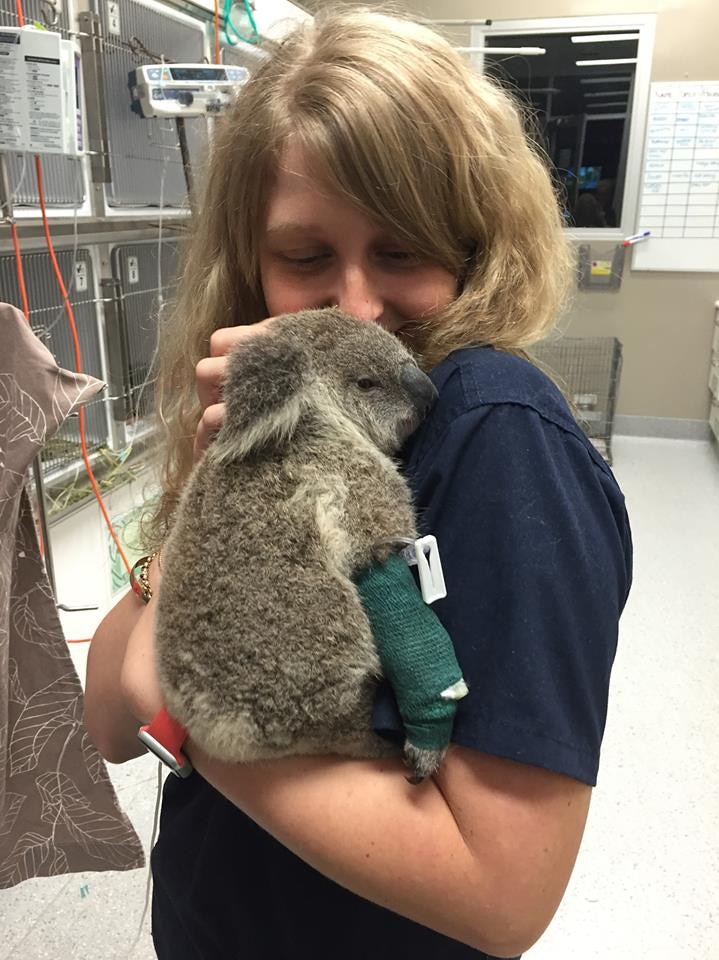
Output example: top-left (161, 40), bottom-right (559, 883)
top-left (0, 302), bottom-right (144, 888)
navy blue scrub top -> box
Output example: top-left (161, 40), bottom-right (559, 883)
top-left (150, 346), bottom-right (633, 960)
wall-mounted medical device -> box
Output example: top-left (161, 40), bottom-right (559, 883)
top-left (0, 26), bottom-right (83, 156)
top-left (128, 63), bottom-right (250, 118)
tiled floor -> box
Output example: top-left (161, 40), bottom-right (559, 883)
top-left (2, 436), bottom-right (718, 959)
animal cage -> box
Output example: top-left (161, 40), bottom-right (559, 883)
top-left (0, 248), bottom-right (108, 483)
top-left (532, 337), bottom-right (623, 465)
top-left (91, 0), bottom-right (208, 209)
top-left (0, 236), bottom-right (178, 513)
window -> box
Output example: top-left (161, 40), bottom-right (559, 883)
top-left (470, 15), bottom-right (656, 237)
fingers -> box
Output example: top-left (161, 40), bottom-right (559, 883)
top-left (208, 317), bottom-right (277, 358)
top-left (193, 402), bottom-right (225, 463)
top-left (194, 318), bottom-right (278, 463)
top-left (197, 318), bottom-right (278, 409)
top-left (195, 356), bottom-right (225, 410)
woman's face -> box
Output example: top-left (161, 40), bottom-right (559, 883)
top-left (259, 146), bottom-right (457, 337)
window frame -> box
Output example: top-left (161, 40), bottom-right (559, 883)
top-left (470, 14), bottom-right (657, 241)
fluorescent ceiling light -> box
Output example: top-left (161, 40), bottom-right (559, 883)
top-left (584, 91), bottom-right (628, 98)
top-left (571, 33), bottom-right (639, 43)
top-left (580, 76), bottom-right (631, 84)
top-left (456, 46), bottom-right (546, 55)
top-left (576, 58), bottom-right (637, 67)
top-left (586, 102), bottom-right (628, 108)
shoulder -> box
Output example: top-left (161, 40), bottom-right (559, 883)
top-left (427, 344), bottom-right (585, 441)
top-left (406, 345), bottom-right (612, 481)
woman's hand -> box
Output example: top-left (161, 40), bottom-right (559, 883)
top-left (193, 317), bottom-right (277, 462)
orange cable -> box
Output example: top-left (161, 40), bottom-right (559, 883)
top-left (214, 0), bottom-right (221, 63)
top-left (9, 221), bottom-right (30, 319)
top-left (34, 154), bottom-right (132, 575)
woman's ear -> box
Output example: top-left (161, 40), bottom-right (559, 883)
top-left (208, 332), bottom-right (310, 463)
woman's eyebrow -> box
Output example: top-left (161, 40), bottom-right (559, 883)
top-left (263, 222), bottom-right (406, 244)
top-left (264, 222), bottom-right (325, 239)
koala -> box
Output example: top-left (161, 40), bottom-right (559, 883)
top-left (154, 308), bottom-right (440, 774)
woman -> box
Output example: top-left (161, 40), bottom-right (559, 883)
top-left (85, 9), bottom-right (632, 958)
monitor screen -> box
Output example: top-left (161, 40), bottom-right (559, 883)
top-left (169, 67), bottom-right (225, 82)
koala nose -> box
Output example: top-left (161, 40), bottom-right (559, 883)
top-left (400, 363), bottom-right (438, 417)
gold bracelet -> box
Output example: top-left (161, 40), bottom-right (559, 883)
top-left (130, 552), bottom-right (160, 604)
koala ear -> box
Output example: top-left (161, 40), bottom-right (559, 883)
top-left (208, 331), bottom-right (310, 462)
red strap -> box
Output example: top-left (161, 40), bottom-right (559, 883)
top-left (140, 707), bottom-right (188, 767)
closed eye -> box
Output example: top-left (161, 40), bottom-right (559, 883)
top-left (357, 377), bottom-right (379, 390)
top-left (280, 253), bottom-right (331, 267)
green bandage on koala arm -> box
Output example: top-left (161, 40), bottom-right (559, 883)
top-left (354, 553), bottom-right (468, 762)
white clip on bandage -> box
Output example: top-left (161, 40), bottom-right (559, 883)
top-left (402, 535), bottom-right (447, 605)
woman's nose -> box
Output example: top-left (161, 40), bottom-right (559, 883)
top-left (333, 266), bottom-right (384, 324)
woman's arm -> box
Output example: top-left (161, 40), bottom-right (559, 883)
top-left (84, 561), bottom-right (162, 764)
top-left (188, 742), bottom-right (590, 958)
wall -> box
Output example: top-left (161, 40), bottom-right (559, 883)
top-left (312, 0), bottom-right (719, 423)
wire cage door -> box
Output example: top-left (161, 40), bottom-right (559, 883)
top-left (532, 336), bottom-right (623, 464)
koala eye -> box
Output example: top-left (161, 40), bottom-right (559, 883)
top-left (357, 377), bottom-right (379, 391)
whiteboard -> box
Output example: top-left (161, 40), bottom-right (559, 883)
top-left (632, 81), bottom-right (719, 272)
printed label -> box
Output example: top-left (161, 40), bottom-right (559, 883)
top-left (74, 261), bottom-right (88, 292)
top-left (127, 256), bottom-right (139, 284)
top-left (107, 1), bottom-right (121, 37)
top-left (0, 33), bottom-right (24, 151)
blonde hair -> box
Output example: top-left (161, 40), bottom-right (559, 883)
top-left (145, 5), bottom-right (574, 548)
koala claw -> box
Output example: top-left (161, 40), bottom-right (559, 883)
top-left (405, 772), bottom-right (426, 786)
top-left (403, 741), bottom-right (447, 785)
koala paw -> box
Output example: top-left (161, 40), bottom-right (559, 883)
top-left (403, 740), bottom-right (447, 785)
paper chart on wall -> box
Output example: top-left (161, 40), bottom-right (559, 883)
top-left (632, 81), bottom-right (719, 272)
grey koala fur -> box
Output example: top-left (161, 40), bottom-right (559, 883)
top-left (155, 308), bottom-right (439, 769)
